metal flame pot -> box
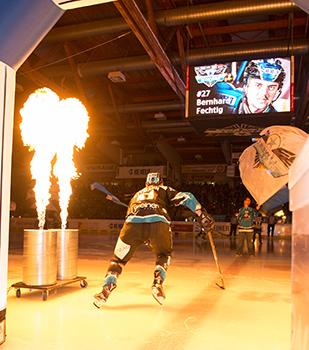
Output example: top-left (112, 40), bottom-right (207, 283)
top-left (22, 229), bottom-right (57, 286)
top-left (56, 229), bottom-right (78, 280)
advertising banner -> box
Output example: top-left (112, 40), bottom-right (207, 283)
top-left (181, 164), bottom-right (226, 174)
top-left (117, 166), bottom-right (166, 179)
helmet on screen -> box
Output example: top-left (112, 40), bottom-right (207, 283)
top-left (145, 172), bottom-right (163, 186)
top-left (243, 59), bottom-right (286, 90)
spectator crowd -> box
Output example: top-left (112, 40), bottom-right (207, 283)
top-left (12, 178), bottom-right (253, 220)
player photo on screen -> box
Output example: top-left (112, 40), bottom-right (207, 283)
top-left (187, 58), bottom-right (291, 117)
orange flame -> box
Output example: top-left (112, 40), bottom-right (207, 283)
top-left (54, 98), bottom-right (89, 229)
top-left (20, 88), bottom-right (89, 230)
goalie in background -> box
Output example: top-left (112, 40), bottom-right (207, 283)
top-left (93, 172), bottom-right (214, 308)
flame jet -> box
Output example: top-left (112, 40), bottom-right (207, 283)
top-left (20, 88), bottom-right (59, 230)
top-left (20, 88), bottom-right (89, 230)
top-left (53, 98), bottom-right (89, 230)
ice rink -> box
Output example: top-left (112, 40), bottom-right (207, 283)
top-left (4, 235), bottom-right (291, 350)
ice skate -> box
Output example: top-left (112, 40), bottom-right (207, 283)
top-left (93, 273), bottom-right (117, 308)
top-left (151, 268), bottom-right (166, 305)
top-left (151, 282), bottom-right (165, 305)
top-left (93, 282), bottom-right (117, 308)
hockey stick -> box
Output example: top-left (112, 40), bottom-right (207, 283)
top-left (90, 182), bottom-right (128, 208)
top-left (206, 229), bottom-right (225, 290)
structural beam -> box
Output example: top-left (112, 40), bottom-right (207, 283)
top-left (107, 83), bottom-right (123, 126)
top-left (220, 140), bottom-right (232, 164)
top-left (20, 62), bottom-right (70, 97)
top-left (294, 0), bottom-right (309, 13)
top-left (63, 42), bottom-right (87, 101)
top-left (176, 29), bottom-right (186, 79)
top-left (101, 100), bottom-right (183, 114)
top-left (45, 0), bottom-right (298, 42)
top-left (156, 138), bottom-right (183, 184)
top-left (114, 0), bottom-right (185, 100)
top-left (41, 39), bottom-right (309, 77)
top-left (295, 81), bottom-right (309, 128)
top-left (188, 17), bottom-right (307, 38)
top-left (145, 0), bottom-right (159, 37)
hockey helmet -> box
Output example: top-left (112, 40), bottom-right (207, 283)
top-left (145, 172), bottom-right (163, 186)
top-left (243, 59), bottom-right (286, 89)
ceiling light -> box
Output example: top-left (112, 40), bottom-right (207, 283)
top-left (107, 71), bottom-right (126, 83)
top-left (111, 140), bottom-right (120, 146)
top-left (154, 112), bottom-right (166, 120)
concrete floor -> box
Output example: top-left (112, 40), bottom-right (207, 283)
top-left (4, 236), bottom-right (291, 350)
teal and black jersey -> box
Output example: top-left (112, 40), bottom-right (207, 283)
top-left (238, 206), bottom-right (255, 230)
top-left (125, 185), bottom-right (202, 224)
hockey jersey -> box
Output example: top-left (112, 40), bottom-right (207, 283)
top-left (125, 185), bottom-right (202, 224)
top-left (238, 206), bottom-right (255, 229)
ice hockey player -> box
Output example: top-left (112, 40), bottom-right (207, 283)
top-left (93, 172), bottom-right (214, 308)
top-left (236, 197), bottom-right (256, 256)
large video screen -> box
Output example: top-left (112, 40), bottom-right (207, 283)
top-left (186, 58), bottom-right (292, 117)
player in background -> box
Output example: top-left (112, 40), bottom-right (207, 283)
top-left (236, 197), bottom-right (256, 256)
top-left (93, 172), bottom-right (214, 308)
top-left (253, 205), bottom-right (263, 245)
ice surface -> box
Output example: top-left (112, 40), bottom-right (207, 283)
top-left (5, 236), bottom-right (291, 350)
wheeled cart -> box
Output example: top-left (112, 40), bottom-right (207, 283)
top-left (11, 276), bottom-right (88, 301)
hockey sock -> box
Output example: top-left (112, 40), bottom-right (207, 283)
top-left (103, 272), bottom-right (118, 287)
top-left (154, 265), bottom-right (166, 283)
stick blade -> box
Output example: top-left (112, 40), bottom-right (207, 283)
top-left (216, 277), bottom-right (225, 290)
top-left (90, 182), bottom-right (99, 191)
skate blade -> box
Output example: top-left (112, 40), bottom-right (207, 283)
top-left (216, 282), bottom-right (225, 290)
top-left (93, 299), bottom-right (105, 309)
top-left (93, 300), bottom-right (103, 309)
top-left (216, 278), bottom-right (225, 290)
top-left (152, 288), bottom-right (165, 305)
top-left (93, 295), bottom-right (106, 309)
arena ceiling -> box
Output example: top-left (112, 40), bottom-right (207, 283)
top-left (13, 0), bottom-right (309, 172)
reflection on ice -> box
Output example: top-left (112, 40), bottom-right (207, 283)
top-left (6, 236), bottom-right (291, 350)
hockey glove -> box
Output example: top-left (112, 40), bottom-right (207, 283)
top-left (198, 209), bottom-right (215, 234)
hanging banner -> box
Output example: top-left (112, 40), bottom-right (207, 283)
top-left (83, 163), bottom-right (116, 174)
top-left (181, 164), bottom-right (226, 174)
top-left (239, 125), bottom-right (307, 205)
top-left (116, 166), bottom-right (166, 179)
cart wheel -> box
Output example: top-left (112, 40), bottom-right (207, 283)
top-left (80, 279), bottom-right (88, 288)
top-left (16, 289), bottom-right (21, 298)
top-left (42, 291), bottom-right (48, 301)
